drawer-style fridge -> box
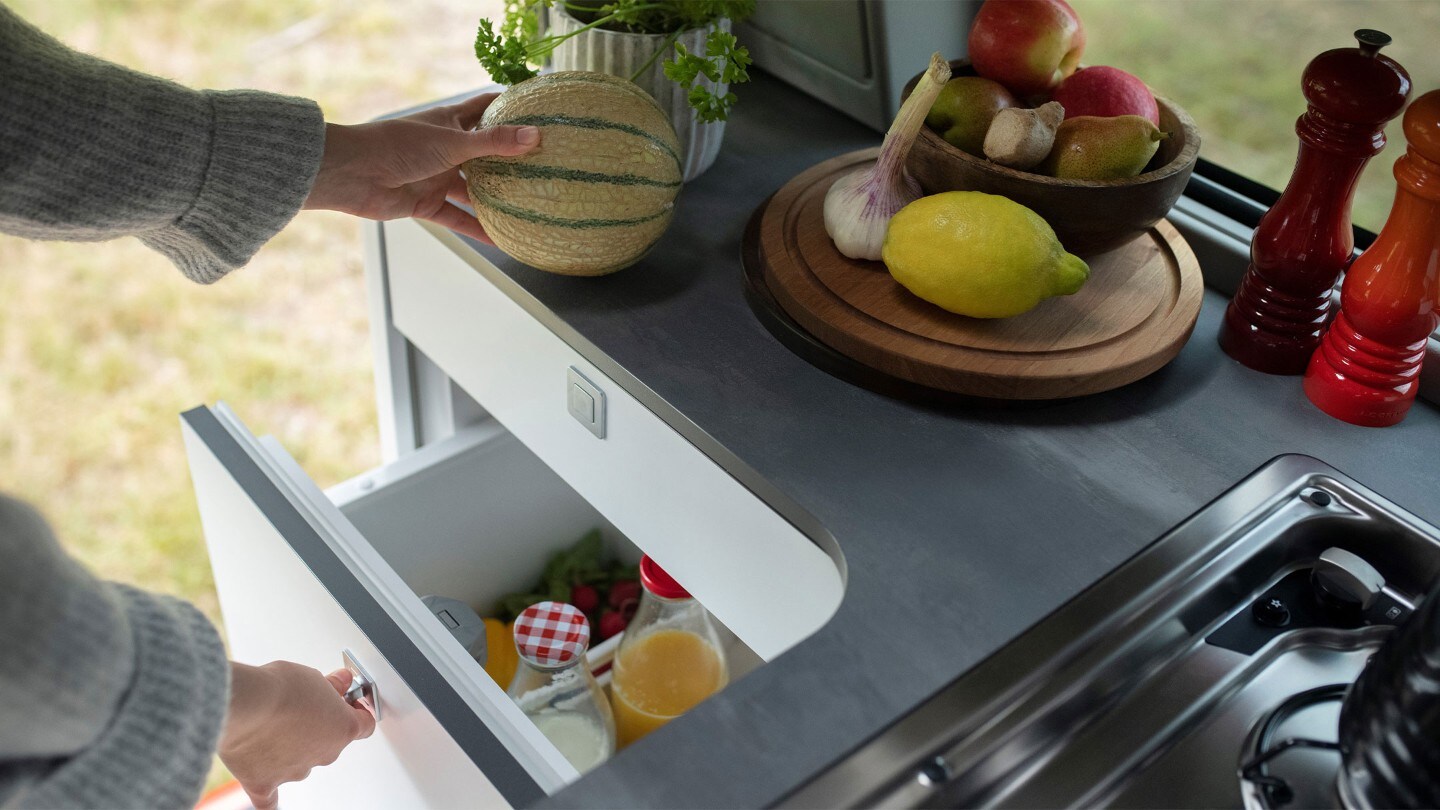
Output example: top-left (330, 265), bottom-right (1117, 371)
top-left (182, 218), bottom-right (846, 807)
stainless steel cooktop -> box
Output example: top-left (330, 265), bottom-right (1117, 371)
top-left (782, 455), bottom-right (1440, 809)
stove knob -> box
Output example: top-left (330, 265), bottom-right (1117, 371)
top-left (1253, 597), bottom-right (1291, 627)
top-left (1312, 547), bottom-right (1385, 610)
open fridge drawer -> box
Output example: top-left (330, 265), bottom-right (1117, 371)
top-left (379, 218), bottom-right (845, 660)
top-left (182, 399), bottom-right (840, 807)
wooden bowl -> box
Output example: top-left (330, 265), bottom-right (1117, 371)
top-left (902, 60), bottom-right (1201, 257)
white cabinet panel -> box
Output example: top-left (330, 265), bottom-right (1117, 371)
top-left (383, 219), bottom-right (844, 661)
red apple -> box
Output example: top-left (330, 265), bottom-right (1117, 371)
top-left (1051, 66), bottom-right (1160, 125)
top-left (968, 0), bottom-right (1086, 97)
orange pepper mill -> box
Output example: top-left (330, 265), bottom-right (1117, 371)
top-left (1304, 89), bottom-right (1440, 426)
top-left (1218, 30), bottom-right (1411, 374)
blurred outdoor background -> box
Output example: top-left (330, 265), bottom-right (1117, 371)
top-left (1, 0), bottom-right (503, 628)
top-left (1071, 0), bottom-right (1440, 231)
top-left (0, 0), bottom-right (1435, 796)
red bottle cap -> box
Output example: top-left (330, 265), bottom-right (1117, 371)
top-left (513, 601), bottom-right (590, 666)
top-left (640, 555), bottom-right (691, 600)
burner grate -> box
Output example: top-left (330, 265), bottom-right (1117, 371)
top-left (1239, 684), bottom-right (1348, 809)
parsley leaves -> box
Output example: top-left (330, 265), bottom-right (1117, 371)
top-left (474, 1), bottom-right (754, 122)
top-left (664, 29), bottom-right (751, 123)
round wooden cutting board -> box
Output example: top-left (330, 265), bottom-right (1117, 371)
top-left (751, 148), bottom-right (1205, 400)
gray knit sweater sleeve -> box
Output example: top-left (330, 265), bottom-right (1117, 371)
top-left (0, 5), bottom-right (328, 807)
top-left (0, 3), bottom-right (326, 283)
top-left (0, 495), bottom-right (230, 810)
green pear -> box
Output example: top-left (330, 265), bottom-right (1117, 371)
top-left (926, 76), bottom-right (1019, 156)
top-left (1040, 115), bottom-right (1169, 180)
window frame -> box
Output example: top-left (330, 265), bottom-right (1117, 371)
top-left (1169, 163), bottom-right (1439, 407)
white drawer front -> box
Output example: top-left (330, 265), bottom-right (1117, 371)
top-left (384, 219), bottom-right (844, 661)
top-left (183, 408), bottom-right (567, 807)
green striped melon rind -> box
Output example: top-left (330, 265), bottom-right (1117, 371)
top-left (477, 161), bottom-right (682, 190)
top-left (468, 187), bottom-right (673, 230)
top-left (463, 71), bottom-right (682, 276)
top-left (470, 185), bottom-right (676, 275)
top-left (499, 113), bottom-right (682, 173)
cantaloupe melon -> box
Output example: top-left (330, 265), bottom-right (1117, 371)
top-left (463, 72), bottom-right (683, 276)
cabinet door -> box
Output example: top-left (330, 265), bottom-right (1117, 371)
top-left (182, 405), bottom-right (557, 808)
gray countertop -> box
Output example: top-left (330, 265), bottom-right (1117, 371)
top-left (452, 72), bottom-right (1440, 808)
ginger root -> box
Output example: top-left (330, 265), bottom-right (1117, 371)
top-left (983, 102), bottom-right (1065, 171)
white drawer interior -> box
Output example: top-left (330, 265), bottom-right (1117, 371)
top-left (330, 420), bottom-right (762, 679)
top-left (333, 423), bottom-right (631, 614)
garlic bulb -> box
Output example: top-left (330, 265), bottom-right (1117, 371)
top-left (824, 52), bottom-right (951, 261)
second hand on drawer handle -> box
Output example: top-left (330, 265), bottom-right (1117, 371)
top-left (341, 649), bottom-right (382, 721)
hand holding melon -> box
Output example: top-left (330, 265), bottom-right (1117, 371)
top-left (464, 72), bottom-right (684, 276)
top-left (301, 93), bottom-right (538, 244)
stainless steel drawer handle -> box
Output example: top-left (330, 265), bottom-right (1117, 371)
top-left (342, 648), bottom-right (381, 721)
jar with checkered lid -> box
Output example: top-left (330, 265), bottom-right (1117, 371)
top-left (507, 601), bottom-right (615, 772)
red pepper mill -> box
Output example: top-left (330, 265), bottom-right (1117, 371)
top-left (1219, 30), bottom-right (1411, 374)
top-left (1304, 89), bottom-right (1440, 427)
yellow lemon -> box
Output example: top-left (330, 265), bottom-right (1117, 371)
top-left (882, 192), bottom-right (1089, 319)
top-left (482, 618), bottom-right (518, 689)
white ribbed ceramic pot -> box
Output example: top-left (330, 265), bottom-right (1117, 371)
top-left (547, 8), bottom-right (728, 181)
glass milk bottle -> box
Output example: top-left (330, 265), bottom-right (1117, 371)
top-left (610, 556), bottom-right (729, 747)
top-left (507, 601), bottom-right (615, 772)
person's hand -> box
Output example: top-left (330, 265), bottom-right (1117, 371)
top-left (220, 660), bottom-right (377, 810)
top-left (303, 92), bottom-right (539, 244)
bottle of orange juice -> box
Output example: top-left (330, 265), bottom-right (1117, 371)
top-left (609, 556), bottom-right (728, 747)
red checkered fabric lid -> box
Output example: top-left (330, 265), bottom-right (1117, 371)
top-left (512, 601), bottom-right (591, 667)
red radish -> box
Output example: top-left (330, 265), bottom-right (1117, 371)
top-left (571, 584), bottom-right (599, 614)
top-left (1051, 66), bottom-right (1160, 125)
top-left (608, 579), bottom-right (641, 609)
top-left (598, 610), bottom-right (627, 640)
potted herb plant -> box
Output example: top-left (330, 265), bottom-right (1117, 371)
top-left (474, 0), bottom-right (756, 181)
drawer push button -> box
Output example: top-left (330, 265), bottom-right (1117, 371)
top-left (567, 367), bottom-right (607, 439)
